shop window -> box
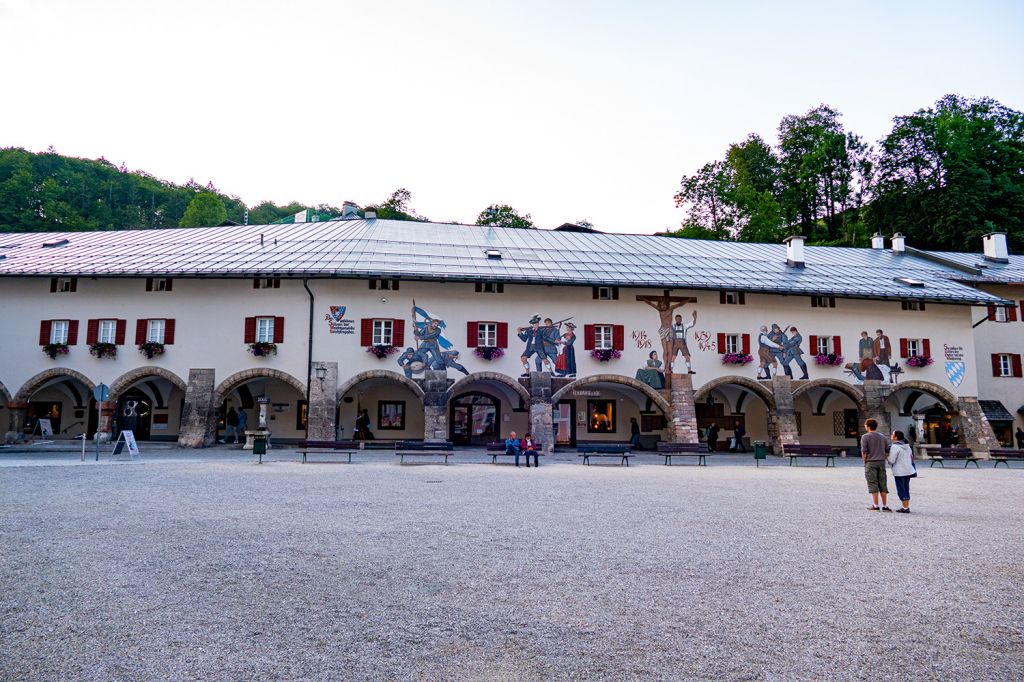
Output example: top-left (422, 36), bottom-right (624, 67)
top-left (372, 319), bottom-right (393, 346)
top-left (587, 399), bottom-right (616, 433)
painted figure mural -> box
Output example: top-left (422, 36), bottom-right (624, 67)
top-left (755, 323), bottom-right (808, 379)
top-left (637, 292), bottom-right (698, 388)
top-left (844, 328), bottom-right (901, 384)
top-left (518, 315), bottom-right (573, 376)
top-left (635, 350), bottom-right (666, 389)
top-left (396, 301), bottom-right (468, 377)
top-left (554, 322), bottom-right (577, 377)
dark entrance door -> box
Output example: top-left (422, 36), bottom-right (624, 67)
top-left (117, 390), bottom-right (152, 441)
top-left (450, 392), bottom-right (499, 445)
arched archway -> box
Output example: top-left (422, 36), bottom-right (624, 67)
top-left (337, 370), bottom-right (424, 402)
top-left (693, 376), bottom-right (775, 411)
top-left (16, 368), bottom-right (96, 402)
top-left (448, 371), bottom-right (530, 405)
top-left (109, 367), bottom-right (188, 402)
top-left (792, 379), bottom-right (868, 413)
top-left (0, 379), bottom-right (11, 405)
top-left (552, 374), bottom-right (671, 415)
top-left (214, 369), bottom-right (306, 404)
top-left (891, 380), bottom-right (957, 410)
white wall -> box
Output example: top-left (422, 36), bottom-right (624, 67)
top-left (970, 284), bottom-right (1024, 443)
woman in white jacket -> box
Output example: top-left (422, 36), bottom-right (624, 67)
top-left (887, 430), bottom-right (915, 513)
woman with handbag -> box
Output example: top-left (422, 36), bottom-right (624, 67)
top-left (887, 430), bottom-right (916, 513)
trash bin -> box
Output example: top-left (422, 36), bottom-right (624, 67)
top-left (753, 441), bottom-right (768, 467)
top-left (253, 434), bottom-right (268, 463)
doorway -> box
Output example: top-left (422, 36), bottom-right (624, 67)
top-left (450, 392), bottom-right (499, 445)
top-left (116, 390), bottom-right (152, 441)
top-left (554, 399), bottom-right (577, 446)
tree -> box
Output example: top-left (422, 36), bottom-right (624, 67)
top-left (725, 135), bottom-right (785, 243)
top-left (370, 188), bottom-right (428, 222)
top-left (476, 204), bottom-right (534, 229)
top-left (869, 95), bottom-right (1024, 251)
top-left (179, 192), bottom-right (227, 227)
top-left (673, 161), bottom-right (735, 236)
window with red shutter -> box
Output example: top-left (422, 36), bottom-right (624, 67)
top-left (39, 320), bottom-right (52, 345)
top-left (809, 335), bottom-right (819, 354)
top-left (922, 339), bottom-right (931, 358)
top-left (717, 333), bottom-right (726, 354)
top-left (741, 334), bottom-right (750, 355)
top-left (360, 319), bottom-right (374, 346)
top-left (497, 322), bottom-right (508, 348)
top-left (164, 319), bottom-right (175, 345)
top-left (1009, 305), bottom-right (1019, 322)
top-left (86, 319), bottom-right (99, 345)
top-left (612, 325), bottom-right (624, 351)
top-left (49, 278), bottom-right (58, 293)
top-left (899, 338), bottom-right (909, 358)
top-left (988, 305), bottom-right (997, 321)
top-left (115, 319), bottom-right (126, 345)
top-left (392, 319), bottom-right (405, 347)
top-left (135, 320), bottom-right (147, 345)
top-left (833, 336), bottom-right (842, 356)
top-left (584, 324), bottom-right (596, 350)
top-left (244, 317), bottom-right (257, 344)
top-left (273, 317), bottom-right (285, 343)
top-left (992, 354), bottom-right (1003, 377)
top-left (146, 278), bottom-right (153, 292)
top-left (467, 321), bottom-right (478, 348)
top-left (67, 320), bottom-right (79, 345)
top-left (1014, 354), bottom-right (1023, 378)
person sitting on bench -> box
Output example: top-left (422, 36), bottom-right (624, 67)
top-left (520, 432), bottom-right (539, 468)
top-left (505, 431), bottom-right (523, 468)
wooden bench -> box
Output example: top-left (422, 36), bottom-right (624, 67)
top-left (485, 442), bottom-right (544, 464)
top-left (577, 443), bottom-right (632, 466)
top-left (927, 447), bottom-right (979, 468)
top-left (395, 440), bottom-right (455, 464)
top-left (989, 448), bottom-right (1024, 468)
top-left (783, 444), bottom-right (838, 467)
top-left (656, 442), bottom-right (710, 466)
top-left (295, 439), bottom-right (361, 463)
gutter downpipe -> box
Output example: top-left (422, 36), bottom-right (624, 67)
top-left (303, 278), bottom-right (314, 439)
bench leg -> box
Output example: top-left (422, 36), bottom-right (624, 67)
top-left (622, 456), bottom-right (628, 467)
top-left (698, 455), bottom-right (706, 466)
top-left (827, 456), bottom-right (834, 468)
top-left (994, 460), bottom-right (1007, 468)
top-left (665, 455), bottom-right (671, 466)
top-left (968, 459), bottom-right (979, 468)
top-left (348, 453), bottom-right (352, 464)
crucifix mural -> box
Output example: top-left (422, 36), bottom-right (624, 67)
top-left (637, 291), bottom-right (698, 390)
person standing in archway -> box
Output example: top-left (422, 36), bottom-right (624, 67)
top-left (861, 418), bottom-right (892, 512)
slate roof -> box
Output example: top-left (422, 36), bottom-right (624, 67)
top-left (0, 219), bottom-right (1009, 305)
top-left (922, 250), bottom-right (1024, 284)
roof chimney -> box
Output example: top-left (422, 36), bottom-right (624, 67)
top-left (871, 233), bottom-right (885, 249)
top-left (891, 232), bottom-right (906, 254)
top-left (364, 209), bottom-right (377, 220)
top-left (983, 232), bottom-right (1009, 263)
top-left (341, 201), bottom-right (360, 220)
top-left (784, 235), bottom-right (805, 268)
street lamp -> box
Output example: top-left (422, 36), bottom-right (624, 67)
top-left (315, 366), bottom-right (327, 390)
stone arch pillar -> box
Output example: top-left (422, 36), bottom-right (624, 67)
top-left (769, 376), bottom-right (799, 453)
top-left (669, 374), bottom-right (699, 443)
top-left (307, 361), bottom-right (338, 441)
top-left (419, 370), bottom-right (451, 441)
top-left (528, 372), bottom-right (554, 452)
top-left (178, 369), bottom-right (216, 448)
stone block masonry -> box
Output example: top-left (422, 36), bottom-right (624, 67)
top-left (178, 369), bottom-right (216, 448)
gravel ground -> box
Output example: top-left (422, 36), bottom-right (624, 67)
top-left (1, 453), bottom-right (1022, 681)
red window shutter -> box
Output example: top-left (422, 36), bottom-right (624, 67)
top-left (86, 319), bottom-right (99, 345)
top-left (738, 292), bottom-right (746, 305)
top-left (613, 325), bottom-right (625, 351)
top-left (69, 278), bottom-right (77, 292)
top-left (591, 287), bottom-right (599, 299)
top-left (392, 319), bottom-right (405, 347)
top-left (987, 305), bottom-right (997, 321)
top-left (719, 291), bottom-right (726, 304)
top-left (360, 319), bottom-right (373, 346)
top-left (1020, 301), bottom-right (1024, 321)
top-left (497, 322), bottom-right (508, 349)
top-left (392, 280), bottom-right (399, 291)
top-left (612, 287), bottom-right (619, 300)
top-left (811, 297), bottom-right (818, 308)
top-left (253, 279), bottom-right (260, 289)
top-left (272, 279), bottom-right (280, 289)
top-left (67, 320), bottom-right (79, 345)
top-left (584, 324), bottom-right (596, 350)
top-left (922, 339), bottom-right (931, 358)
top-left (809, 335), bottom-right (819, 354)
top-left (39, 320), bottom-right (52, 345)
top-left (244, 317), bottom-right (257, 344)
top-left (146, 278), bottom-right (153, 292)
top-left (1009, 306), bottom-right (1018, 322)
top-left (49, 278), bottom-right (58, 293)
top-left (467, 321), bottom-right (478, 347)
top-left (899, 338), bottom-right (909, 359)
top-left (741, 334), bottom-right (751, 355)
top-left (135, 319), bottom-right (147, 345)
top-left (369, 280), bottom-right (378, 290)
top-left (115, 319), bottom-right (126, 345)
top-left (164, 319), bottom-right (175, 345)
top-left (165, 279), bottom-right (173, 292)
top-left (717, 333), bottom-right (726, 354)
top-left (992, 354), bottom-right (1003, 377)
top-left (833, 336), bottom-right (842, 356)
top-left (273, 317), bottom-right (284, 343)
top-left (1013, 354), bottom-right (1024, 378)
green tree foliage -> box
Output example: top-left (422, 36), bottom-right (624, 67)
top-left (673, 161), bottom-right (735, 236)
top-left (726, 135), bottom-right (785, 243)
top-left (366, 188), bottom-right (429, 221)
top-left (179, 192), bottom-right (228, 227)
top-left (476, 204), bottom-right (534, 229)
top-left (869, 95), bottom-right (1024, 251)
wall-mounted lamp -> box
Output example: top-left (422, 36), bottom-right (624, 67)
top-left (315, 366), bottom-right (327, 390)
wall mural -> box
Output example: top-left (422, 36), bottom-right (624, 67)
top-left (756, 324), bottom-right (809, 380)
top-left (636, 293), bottom-right (698, 389)
top-left (397, 302), bottom-right (469, 377)
top-left (517, 316), bottom-right (575, 377)
top-left (843, 329), bottom-right (901, 385)
top-left (944, 344), bottom-right (965, 387)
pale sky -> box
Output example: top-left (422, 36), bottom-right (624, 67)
top-left (1, 0), bottom-right (1022, 233)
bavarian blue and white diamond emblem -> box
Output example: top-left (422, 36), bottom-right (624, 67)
top-left (945, 361), bottom-right (965, 387)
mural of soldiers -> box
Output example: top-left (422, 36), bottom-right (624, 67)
top-left (539, 318), bottom-right (561, 372)
top-left (555, 323), bottom-right (577, 377)
top-left (397, 347), bottom-right (429, 378)
top-left (518, 315), bottom-right (545, 376)
top-left (784, 327), bottom-right (809, 380)
top-left (757, 325), bottom-right (782, 379)
top-left (439, 349), bottom-right (470, 375)
top-left (768, 324), bottom-right (788, 374)
top-left (414, 317), bottom-right (445, 368)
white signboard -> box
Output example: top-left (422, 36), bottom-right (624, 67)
top-left (111, 430), bottom-right (141, 459)
top-left (36, 418), bottom-right (53, 437)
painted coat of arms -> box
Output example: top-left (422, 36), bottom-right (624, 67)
top-left (325, 306), bottom-right (354, 334)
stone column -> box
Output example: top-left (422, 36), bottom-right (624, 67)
top-left (5, 401), bottom-right (27, 444)
top-left (178, 368), bottom-right (216, 448)
top-left (306, 361), bottom-right (338, 441)
top-left (956, 396), bottom-right (998, 458)
top-left (527, 372), bottom-right (554, 452)
top-left (420, 370), bottom-right (450, 441)
top-left (669, 374), bottom-right (699, 443)
top-left (861, 381), bottom-right (893, 434)
top-left (769, 376), bottom-right (800, 453)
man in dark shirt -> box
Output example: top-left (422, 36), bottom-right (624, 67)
top-left (861, 418), bottom-right (892, 511)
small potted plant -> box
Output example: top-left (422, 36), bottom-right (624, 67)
top-left (42, 343), bottom-right (70, 360)
top-left (475, 346), bottom-right (504, 361)
top-left (248, 341), bottom-right (278, 357)
top-left (138, 341), bottom-right (165, 359)
top-left (722, 352), bottom-right (753, 365)
top-left (815, 353), bottom-right (844, 366)
top-left (906, 355), bottom-right (933, 368)
top-left (366, 344), bottom-right (398, 359)
top-left (590, 348), bottom-right (622, 363)
top-left (89, 342), bottom-right (117, 359)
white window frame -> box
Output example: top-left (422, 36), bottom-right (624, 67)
top-left (596, 286), bottom-right (614, 301)
top-left (723, 291), bottom-right (743, 305)
top-left (256, 317), bottom-right (275, 343)
top-left (817, 336), bottom-right (834, 355)
top-left (477, 322), bottom-right (497, 348)
top-left (998, 354), bottom-right (1012, 377)
top-left (594, 324), bottom-right (614, 350)
top-left (256, 278), bottom-right (279, 289)
top-left (54, 277), bottom-right (74, 292)
top-left (147, 319), bottom-right (166, 344)
top-left (907, 338), bottom-right (922, 357)
top-left (98, 319), bottom-right (117, 344)
top-left (994, 307), bottom-right (1009, 323)
top-left (725, 334), bottom-right (740, 354)
top-left (372, 319), bottom-right (393, 346)
top-left (50, 320), bottom-right (69, 344)
top-left (151, 278), bottom-right (170, 292)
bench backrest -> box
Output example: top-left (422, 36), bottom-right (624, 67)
top-left (783, 444), bottom-right (836, 455)
top-left (935, 447), bottom-right (973, 457)
top-left (396, 440), bottom-right (454, 452)
top-left (657, 442), bottom-right (708, 453)
top-left (296, 440), bottom-right (360, 449)
top-left (990, 449), bottom-right (1024, 457)
top-left (486, 442), bottom-right (545, 451)
top-left (578, 443), bottom-right (630, 453)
